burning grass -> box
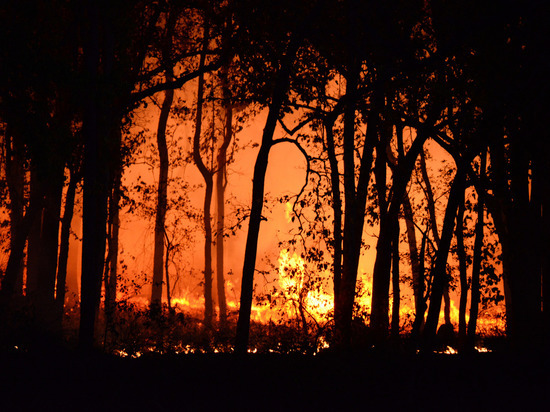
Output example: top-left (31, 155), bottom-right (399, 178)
top-left (0, 288), bottom-right (506, 356)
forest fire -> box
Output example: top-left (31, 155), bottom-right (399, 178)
top-left (0, 0), bottom-right (544, 366)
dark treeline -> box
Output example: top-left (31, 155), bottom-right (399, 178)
top-left (0, 0), bottom-right (547, 355)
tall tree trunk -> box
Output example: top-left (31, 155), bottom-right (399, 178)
top-left (193, 30), bottom-right (214, 330)
top-left (235, 38), bottom-right (300, 354)
top-left (403, 195), bottom-right (424, 333)
top-left (422, 167), bottom-right (465, 351)
top-left (25, 163), bottom-right (65, 336)
top-left (3, 126), bottom-right (26, 295)
top-left (390, 217), bottom-right (400, 339)
top-left (151, 72), bottom-right (174, 313)
top-left (371, 120), bottom-right (392, 341)
top-left (540, 143), bottom-right (550, 348)
top-left (398, 123), bottom-right (424, 335)
top-left (455, 195), bottom-right (468, 346)
top-left (370, 127), bottom-right (427, 342)
top-left (420, 149), bottom-right (452, 327)
top-left (324, 116), bottom-right (343, 308)
top-left (215, 68), bottom-right (232, 328)
top-left (25, 169), bottom-right (43, 298)
top-left (488, 125), bottom-right (541, 351)
top-left (104, 159), bottom-right (121, 331)
top-left (335, 63), bottom-right (377, 347)
top-left (79, 1), bottom-right (109, 350)
top-left (467, 152), bottom-right (486, 350)
top-left (55, 165), bottom-right (80, 325)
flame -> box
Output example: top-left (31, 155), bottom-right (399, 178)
top-left (277, 249), bottom-right (334, 323)
top-left (119, 251), bottom-right (505, 339)
top-left (443, 299), bottom-right (506, 335)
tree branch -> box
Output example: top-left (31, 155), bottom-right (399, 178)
top-left (131, 59), bottom-right (222, 103)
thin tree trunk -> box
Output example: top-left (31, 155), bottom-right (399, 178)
top-left (403, 195), bottom-right (424, 331)
top-left (398, 124), bottom-right (424, 334)
top-left (371, 119), bottom-right (392, 341)
top-left (335, 62), bottom-right (377, 347)
top-left (324, 117), bottom-right (343, 307)
top-left (151, 72), bottom-right (174, 312)
top-left (422, 167), bottom-right (465, 351)
top-left (420, 149), bottom-right (453, 327)
top-left (105, 162), bottom-right (121, 323)
top-left (215, 66), bottom-right (232, 328)
top-left (390, 217), bottom-right (400, 339)
top-left (55, 165), bottom-right (80, 323)
top-left (455, 195), bottom-right (468, 345)
top-left (164, 237), bottom-right (172, 313)
top-left (193, 28), bottom-right (214, 330)
top-left (467, 152), bottom-right (486, 350)
top-left (370, 127), bottom-right (427, 341)
top-left (412, 228), bottom-right (428, 339)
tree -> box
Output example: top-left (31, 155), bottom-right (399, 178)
top-left (78, 0), bottom-right (224, 349)
top-left (235, 0), bottom-right (321, 353)
top-left (192, 19), bottom-right (215, 330)
top-left (151, 22), bottom-right (176, 312)
top-left (0, 0), bottom-right (79, 342)
top-left (431, 0), bottom-right (547, 351)
top-left (215, 65), bottom-right (233, 328)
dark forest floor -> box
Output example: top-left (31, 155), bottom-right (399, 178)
top-left (1, 347), bottom-right (549, 411)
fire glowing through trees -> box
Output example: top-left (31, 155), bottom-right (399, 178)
top-left (277, 249), bottom-right (333, 323)
top-left (114, 187), bottom-right (507, 355)
top-left (3, 0), bottom-right (536, 361)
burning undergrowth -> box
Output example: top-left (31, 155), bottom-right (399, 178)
top-left (0, 246), bottom-right (505, 356)
top-left (0, 292), bottom-right (505, 356)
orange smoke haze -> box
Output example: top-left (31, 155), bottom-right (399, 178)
top-left (58, 83), bottom-right (505, 336)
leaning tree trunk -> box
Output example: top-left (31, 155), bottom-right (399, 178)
top-left (235, 38), bottom-right (299, 354)
top-left (151, 72), bottom-right (174, 313)
top-left (397, 122), bottom-right (425, 336)
top-left (422, 166), bottom-right (465, 352)
top-left (420, 149), bottom-right (453, 328)
top-left (55, 164), bottom-right (80, 325)
top-left (370, 127), bottom-right (427, 342)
